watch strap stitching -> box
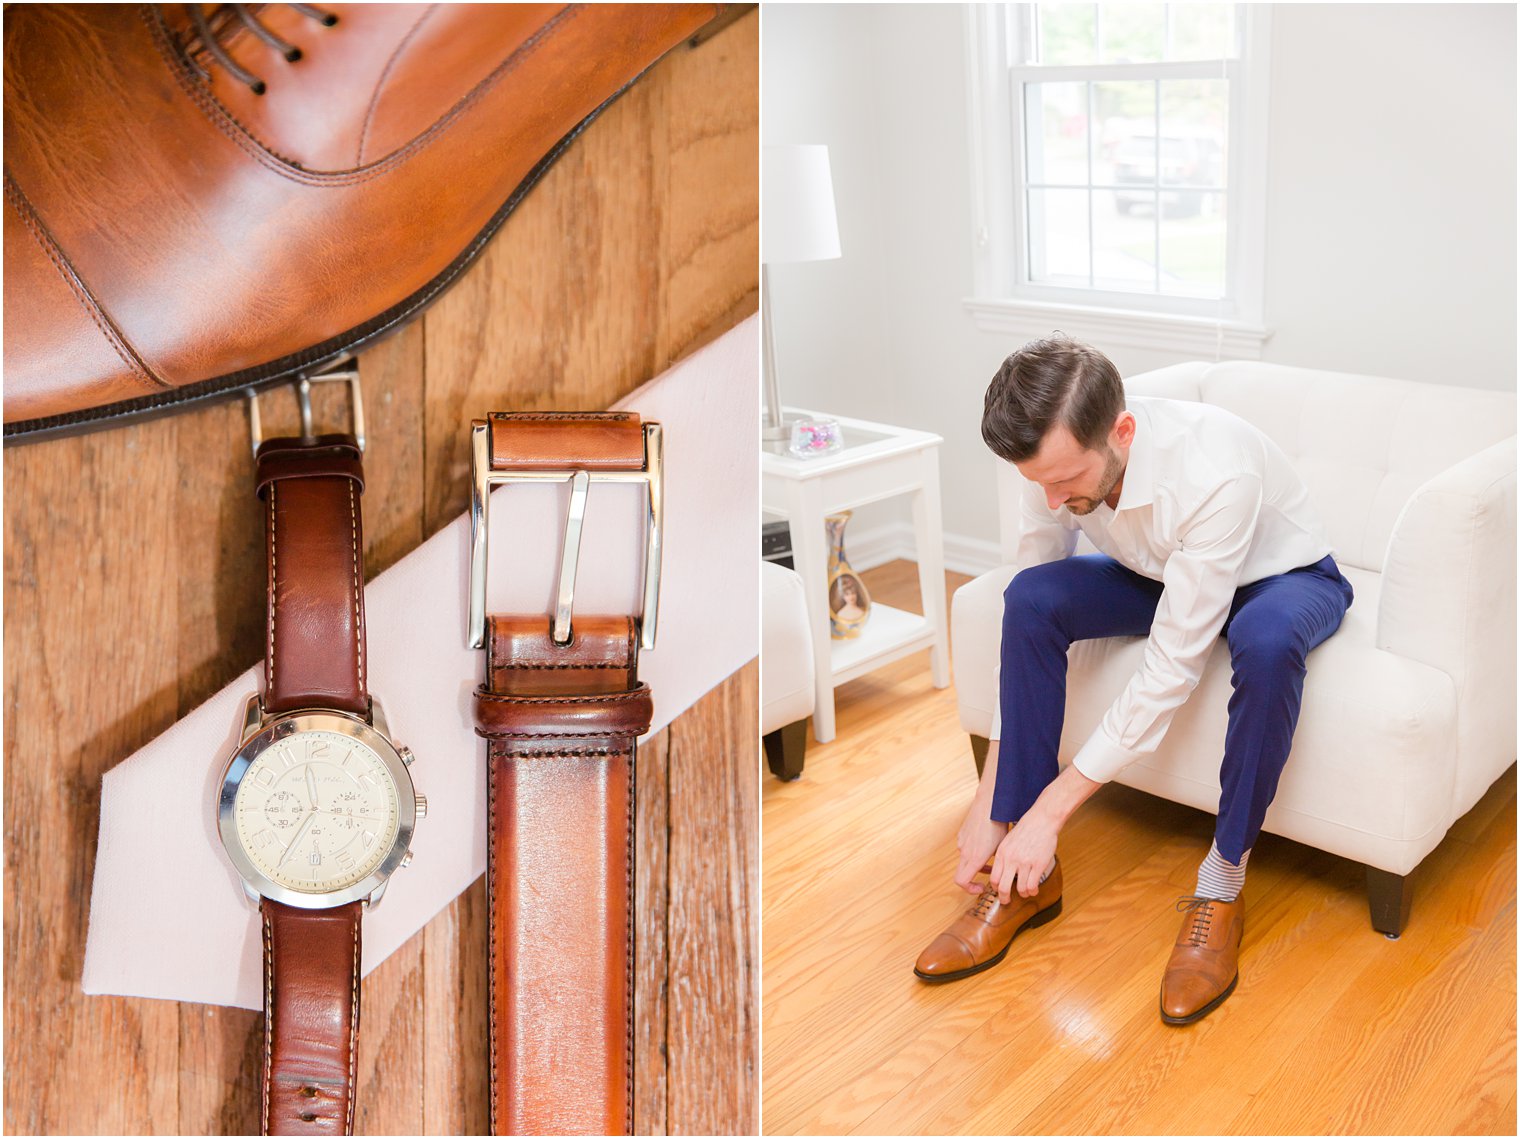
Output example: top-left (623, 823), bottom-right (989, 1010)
top-left (347, 479), bottom-right (365, 699)
top-left (346, 908), bottom-right (360, 1134)
top-left (267, 483), bottom-right (277, 696)
top-left (262, 906), bottom-right (274, 1135)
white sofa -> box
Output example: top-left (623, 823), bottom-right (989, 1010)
top-left (762, 561), bottom-right (814, 780)
top-left (951, 361), bottom-right (1516, 935)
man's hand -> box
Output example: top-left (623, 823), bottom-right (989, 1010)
top-left (955, 805), bottom-right (1007, 896)
top-left (990, 812), bottom-right (1058, 904)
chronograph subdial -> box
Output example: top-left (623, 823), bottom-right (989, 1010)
top-left (263, 790), bottom-right (304, 829)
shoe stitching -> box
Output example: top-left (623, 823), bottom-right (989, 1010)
top-left (354, 5), bottom-right (438, 166)
top-left (2, 172), bottom-right (169, 393)
top-left (143, 3), bottom-right (587, 185)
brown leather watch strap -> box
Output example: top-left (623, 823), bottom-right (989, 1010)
top-left (255, 432), bottom-right (369, 1137)
top-left (257, 435), bottom-right (368, 717)
top-left (473, 412), bottom-right (656, 1135)
top-left (261, 899), bottom-right (363, 1136)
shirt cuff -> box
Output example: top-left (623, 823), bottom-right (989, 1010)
top-left (1071, 726), bottom-right (1143, 783)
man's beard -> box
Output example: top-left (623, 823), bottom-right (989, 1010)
top-left (1064, 445), bottom-right (1124, 516)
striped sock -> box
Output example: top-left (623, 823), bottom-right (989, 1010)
top-left (1195, 841), bottom-right (1249, 901)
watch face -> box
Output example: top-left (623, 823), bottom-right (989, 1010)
top-left (218, 709), bottom-right (416, 907)
top-left (232, 730), bottom-right (400, 893)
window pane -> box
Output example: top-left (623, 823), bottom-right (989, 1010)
top-left (1027, 188), bottom-right (1090, 287)
top-left (1093, 80), bottom-right (1155, 188)
top-left (1159, 79), bottom-right (1227, 188)
top-left (1160, 192), bottom-right (1226, 297)
top-left (1094, 187), bottom-right (1158, 293)
top-left (1025, 82), bottom-right (1088, 186)
top-left (1167, 4), bottom-right (1235, 61)
top-left (1100, 3), bottom-right (1164, 64)
top-left (1034, 4), bottom-right (1095, 66)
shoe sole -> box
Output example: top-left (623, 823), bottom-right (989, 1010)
top-left (1159, 971), bottom-right (1239, 1026)
top-left (3, 10), bottom-right (748, 444)
top-left (913, 896), bottom-right (1063, 984)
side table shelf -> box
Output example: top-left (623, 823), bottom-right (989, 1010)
top-left (761, 408), bottom-right (950, 743)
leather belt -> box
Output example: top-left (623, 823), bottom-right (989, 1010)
top-left (256, 429), bottom-right (367, 1136)
top-left (468, 412), bottom-right (662, 1135)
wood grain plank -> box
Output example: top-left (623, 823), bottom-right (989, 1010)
top-left (667, 661), bottom-right (760, 1136)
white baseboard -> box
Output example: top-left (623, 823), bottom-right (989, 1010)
top-left (845, 521), bottom-right (1002, 578)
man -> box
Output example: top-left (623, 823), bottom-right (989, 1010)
top-left (913, 336), bottom-right (1354, 1025)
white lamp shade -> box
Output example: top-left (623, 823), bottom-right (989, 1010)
top-left (762, 144), bottom-right (842, 265)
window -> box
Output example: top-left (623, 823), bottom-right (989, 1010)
top-left (966, 3), bottom-right (1271, 356)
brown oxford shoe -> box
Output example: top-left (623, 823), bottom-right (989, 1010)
top-left (3, 3), bottom-right (745, 441)
top-left (1159, 895), bottom-right (1243, 1025)
top-left (913, 858), bottom-right (1063, 984)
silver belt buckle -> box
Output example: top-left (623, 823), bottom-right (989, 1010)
top-left (246, 357), bottom-right (366, 457)
top-left (467, 419), bottom-right (663, 652)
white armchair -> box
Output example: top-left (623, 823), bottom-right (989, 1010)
top-left (762, 561), bottom-right (815, 780)
top-left (951, 361), bottom-right (1517, 936)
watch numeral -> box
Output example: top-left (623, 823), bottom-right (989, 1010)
top-left (307, 740), bottom-right (330, 758)
top-left (254, 768), bottom-right (275, 787)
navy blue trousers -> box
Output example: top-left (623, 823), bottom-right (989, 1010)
top-left (992, 553), bottom-right (1354, 864)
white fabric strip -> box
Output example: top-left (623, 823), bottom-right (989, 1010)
top-left (82, 316), bottom-right (759, 1010)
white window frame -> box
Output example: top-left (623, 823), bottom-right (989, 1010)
top-left (964, 3), bottom-right (1273, 358)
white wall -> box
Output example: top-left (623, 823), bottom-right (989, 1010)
top-left (762, 3), bottom-right (1518, 567)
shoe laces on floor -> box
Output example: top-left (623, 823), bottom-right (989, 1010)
top-left (178, 4), bottom-right (339, 95)
top-left (1175, 895), bottom-right (1216, 946)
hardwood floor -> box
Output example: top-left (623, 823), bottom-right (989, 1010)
top-left (762, 560), bottom-right (1516, 1136)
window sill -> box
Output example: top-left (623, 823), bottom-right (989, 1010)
top-left (963, 297), bottom-right (1272, 359)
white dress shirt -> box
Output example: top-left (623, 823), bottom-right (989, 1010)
top-left (989, 396), bottom-right (1335, 782)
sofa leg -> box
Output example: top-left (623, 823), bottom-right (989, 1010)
top-left (970, 735), bottom-right (990, 779)
top-left (764, 719), bottom-right (808, 782)
top-left (1367, 866), bottom-right (1412, 939)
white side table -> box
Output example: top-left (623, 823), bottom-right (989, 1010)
top-left (761, 409), bottom-right (950, 743)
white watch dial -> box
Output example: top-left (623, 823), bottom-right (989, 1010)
top-left (232, 729), bottom-right (401, 893)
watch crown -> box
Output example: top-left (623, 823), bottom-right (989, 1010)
top-left (414, 793), bottom-right (427, 819)
top-left (400, 851), bottom-right (414, 869)
top-left (399, 746), bottom-right (415, 766)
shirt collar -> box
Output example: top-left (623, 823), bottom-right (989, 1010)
top-left (1113, 402), bottom-right (1153, 512)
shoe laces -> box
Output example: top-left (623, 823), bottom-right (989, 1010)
top-left (970, 882), bottom-right (1000, 919)
top-left (178, 4), bottom-right (339, 95)
top-left (1176, 895), bottom-right (1216, 946)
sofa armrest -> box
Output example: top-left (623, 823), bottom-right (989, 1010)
top-left (1377, 435), bottom-right (1516, 730)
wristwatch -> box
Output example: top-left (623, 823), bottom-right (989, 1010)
top-left (467, 411), bottom-right (662, 1135)
top-left (215, 373), bottom-right (425, 1136)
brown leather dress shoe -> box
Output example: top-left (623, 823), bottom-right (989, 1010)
top-left (4, 3), bottom-right (743, 440)
top-left (1159, 895), bottom-right (1243, 1025)
top-left (913, 858), bottom-right (1063, 984)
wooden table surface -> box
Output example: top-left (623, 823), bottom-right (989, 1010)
top-left (3, 11), bottom-right (758, 1134)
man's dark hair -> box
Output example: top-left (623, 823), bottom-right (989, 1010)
top-left (981, 335), bottom-right (1125, 462)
